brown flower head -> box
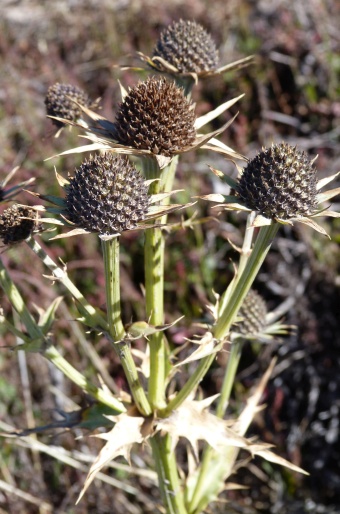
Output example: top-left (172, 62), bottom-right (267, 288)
top-left (114, 76), bottom-right (196, 157)
top-left (65, 153), bottom-right (149, 237)
top-left (136, 19), bottom-right (253, 86)
top-left (152, 19), bottom-right (219, 74)
top-left (0, 205), bottom-right (39, 245)
top-left (45, 83), bottom-right (90, 128)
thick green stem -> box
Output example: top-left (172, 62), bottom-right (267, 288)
top-left (0, 257), bottom-right (125, 413)
top-left (101, 238), bottom-right (151, 416)
top-left (141, 156), bottom-right (185, 513)
top-left (142, 156), bottom-right (178, 410)
top-left (150, 433), bottom-right (187, 514)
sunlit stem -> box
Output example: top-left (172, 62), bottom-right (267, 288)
top-left (215, 339), bottom-right (243, 418)
top-left (142, 156), bottom-right (178, 410)
top-left (101, 237), bottom-right (151, 416)
top-left (0, 257), bottom-right (125, 413)
top-left (150, 433), bottom-right (187, 514)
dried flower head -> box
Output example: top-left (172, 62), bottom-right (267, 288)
top-left (203, 142), bottom-right (340, 236)
top-left (234, 289), bottom-right (268, 336)
top-left (0, 205), bottom-right (39, 245)
top-left (65, 153), bottom-right (149, 237)
top-left (114, 76), bottom-right (196, 157)
top-left (152, 19), bottom-right (219, 74)
top-left (237, 143), bottom-right (318, 220)
top-left (47, 78), bottom-right (245, 169)
top-left (136, 19), bottom-right (253, 83)
top-left (45, 83), bottom-right (90, 127)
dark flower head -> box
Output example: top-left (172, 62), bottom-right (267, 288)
top-left (0, 205), bottom-right (38, 245)
top-left (152, 19), bottom-right (219, 74)
top-left (114, 76), bottom-right (196, 157)
top-left (65, 153), bottom-right (149, 237)
top-left (234, 290), bottom-right (268, 336)
top-left (237, 143), bottom-right (318, 220)
top-left (202, 142), bottom-right (340, 236)
top-left (45, 83), bottom-right (90, 128)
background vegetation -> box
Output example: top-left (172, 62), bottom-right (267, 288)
top-left (0, 0), bottom-right (339, 512)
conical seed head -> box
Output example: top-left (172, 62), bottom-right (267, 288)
top-left (114, 76), bottom-right (196, 157)
top-left (0, 205), bottom-right (37, 245)
top-left (45, 83), bottom-right (90, 128)
top-left (152, 19), bottom-right (219, 73)
top-left (236, 290), bottom-right (268, 336)
top-left (237, 143), bottom-right (318, 220)
top-left (66, 154), bottom-right (149, 236)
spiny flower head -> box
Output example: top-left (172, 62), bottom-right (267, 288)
top-left (236, 143), bottom-right (318, 220)
top-left (152, 19), bottom-right (219, 74)
top-left (0, 205), bottom-right (38, 245)
top-left (65, 153), bottom-right (149, 237)
top-left (45, 83), bottom-right (90, 128)
top-left (234, 290), bottom-right (268, 336)
top-left (202, 142), bottom-right (340, 236)
top-left (114, 76), bottom-right (196, 157)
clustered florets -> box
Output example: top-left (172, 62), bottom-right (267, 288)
top-left (235, 289), bottom-right (268, 336)
top-left (152, 19), bottom-right (219, 73)
top-left (236, 143), bottom-right (318, 220)
top-left (45, 83), bottom-right (90, 128)
top-left (114, 76), bottom-right (196, 157)
top-left (0, 205), bottom-right (38, 245)
top-left (65, 153), bottom-right (149, 236)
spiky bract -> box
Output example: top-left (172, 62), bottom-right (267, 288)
top-left (152, 19), bottom-right (219, 73)
top-left (45, 83), bottom-right (90, 127)
top-left (114, 76), bottom-right (196, 157)
top-left (237, 143), bottom-right (318, 220)
top-left (0, 205), bottom-right (37, 245)
top-left (65, 154), bottom-right (149, 236)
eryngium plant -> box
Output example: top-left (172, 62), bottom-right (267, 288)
top-left (152, 19), bottom-right (219, 73)
top-left (65, 154), bottom-right (149, 236)
top-left (0, 205), bottom-right (39, 245)
top-left (45, 83), bottom-right (90, 127)
top-left (114, 76), bottom-right (196, 157)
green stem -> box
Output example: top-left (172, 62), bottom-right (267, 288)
top-left (163, 224), bottom-right (279, 416)
top-left (0, 257), bottom-right (125, 413)
top-left (101, 237), bottom-right (151, 416)
top-left (141, 156), bottom-right (185, 513)
top-left (187, 222), bottom-right (280, 513)
top-left (26, 236), bottom-right (108, 331)
top-left (215, 340), bottom-right (243, 419)
top-left (142, 156), bottom-right (178, 410)
top-left (45, 346), bottom-right (125, 412)
top-left (150, 433), bottom-right (187, 514)
top-left (215, 223), bottom-right (279, 340)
